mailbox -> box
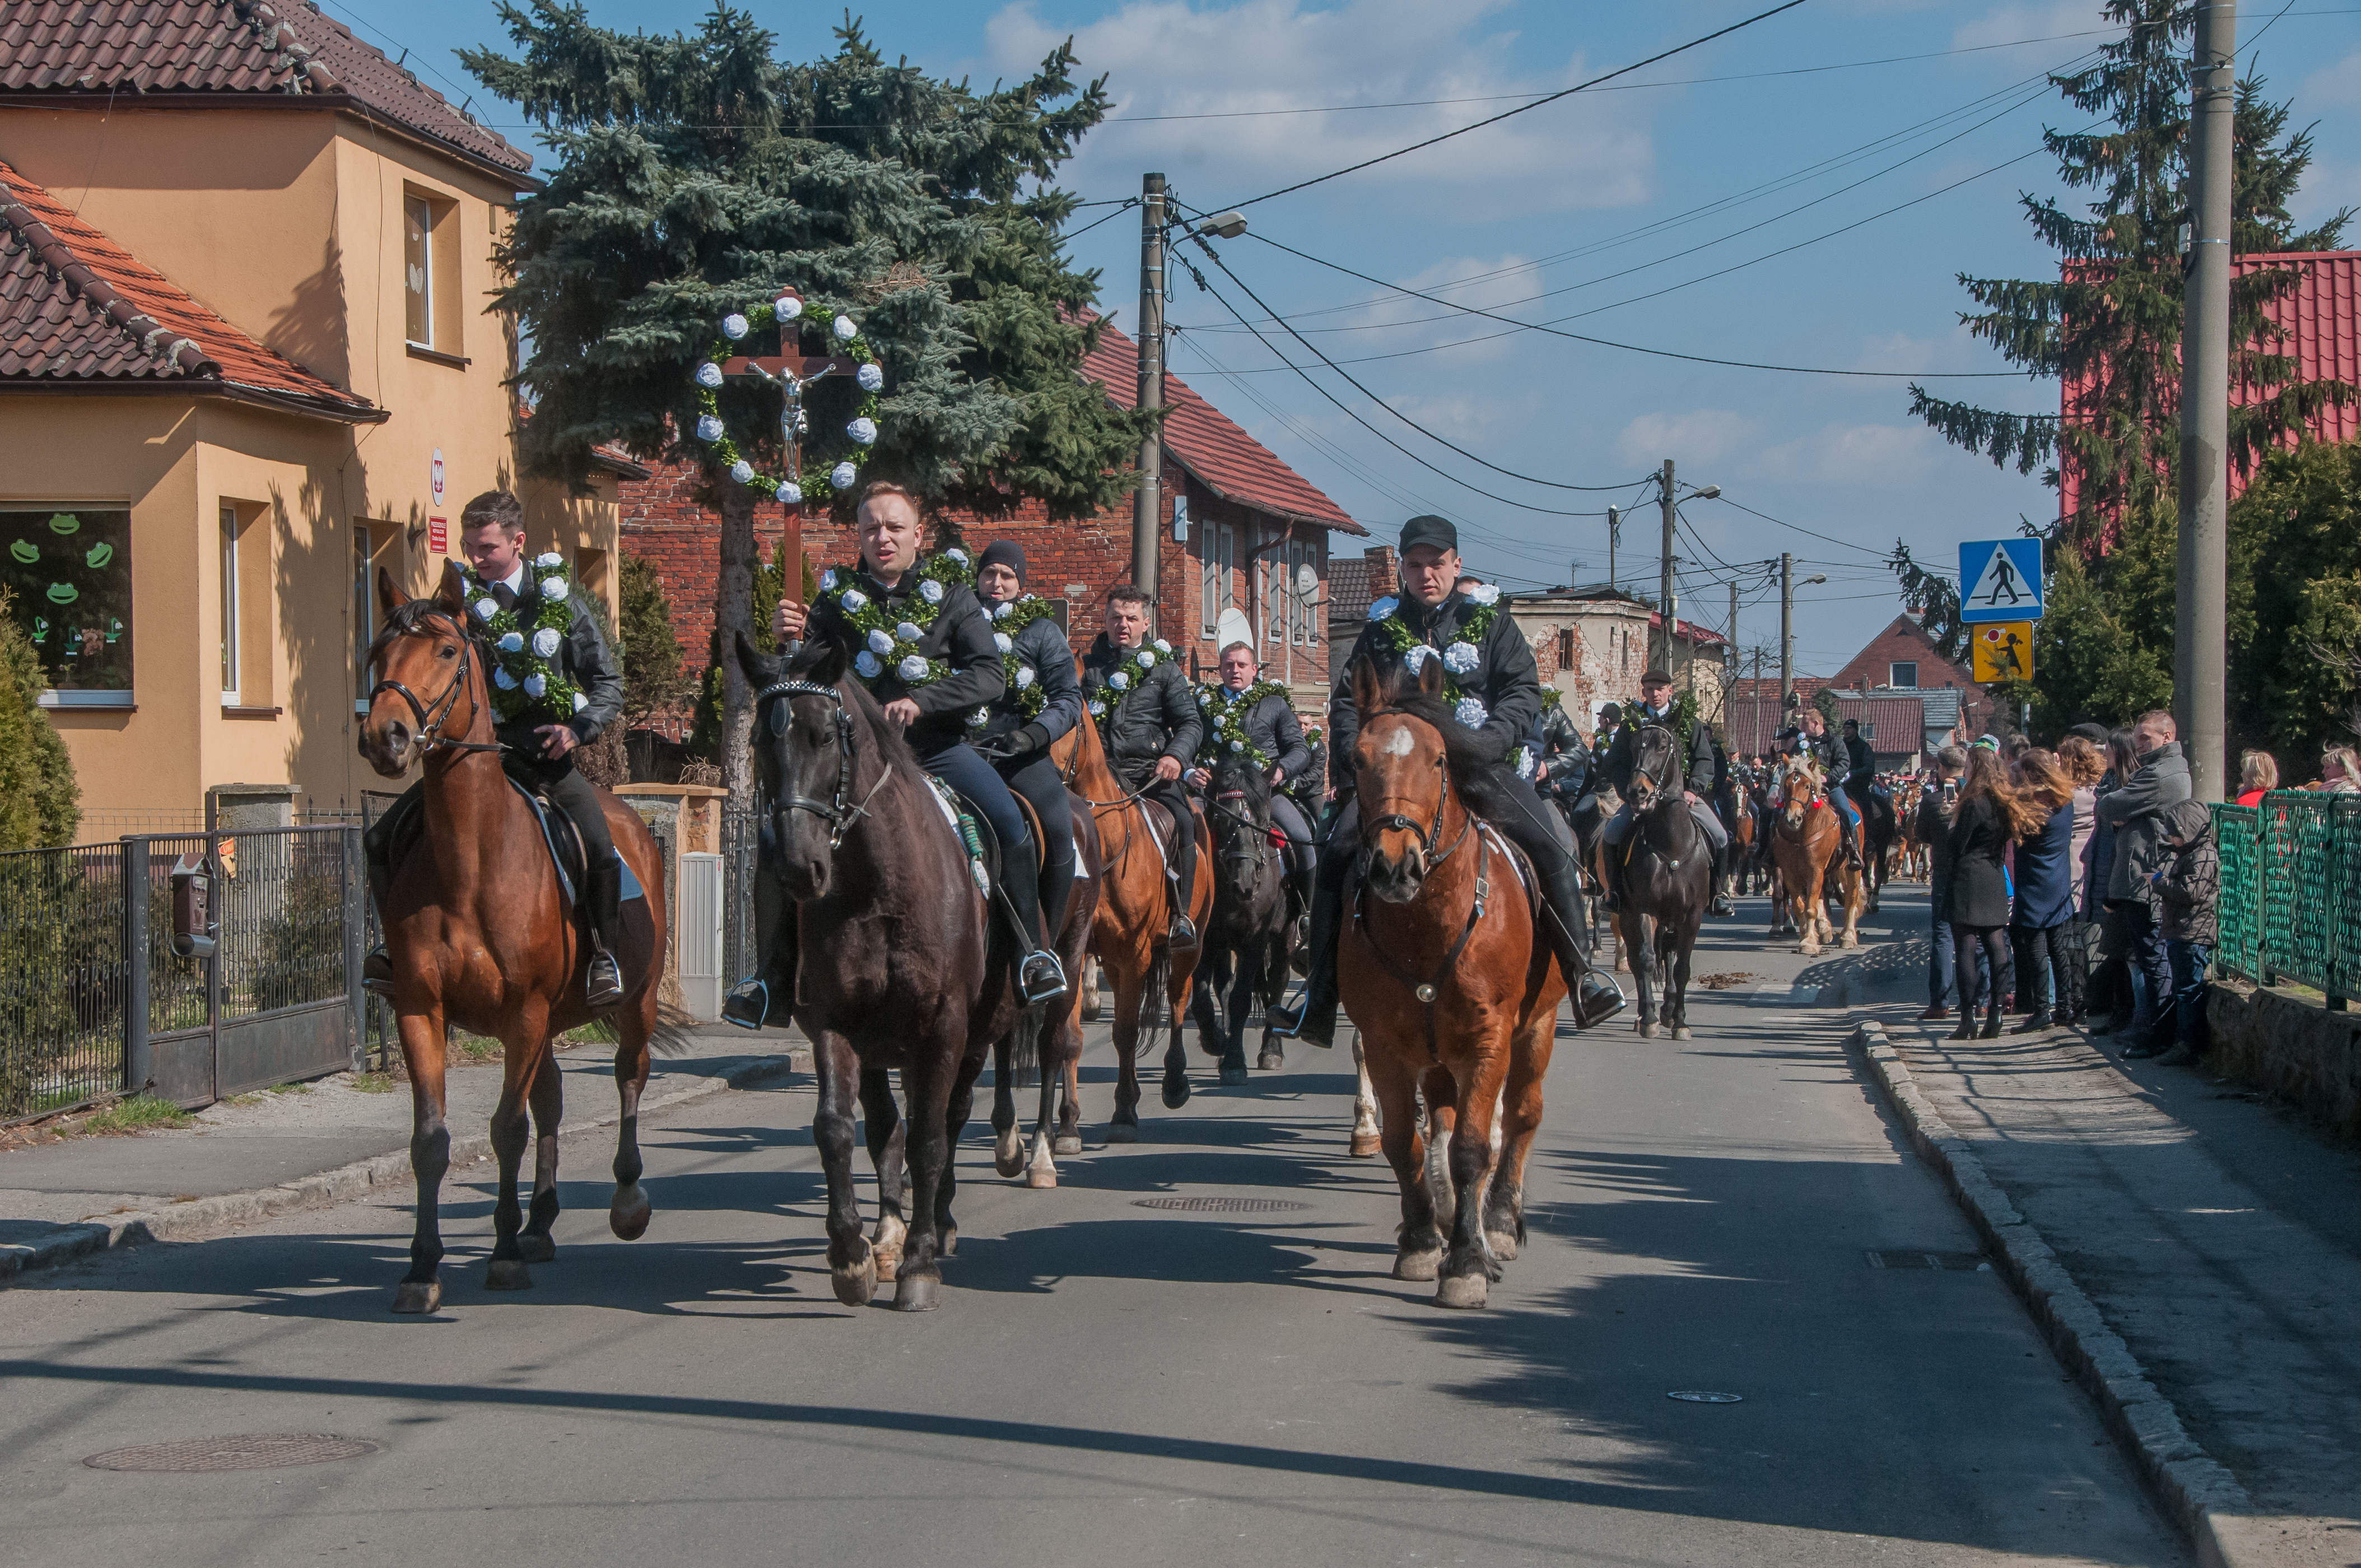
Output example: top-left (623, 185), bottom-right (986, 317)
top-left (169, 852), bottom-right (216, 960)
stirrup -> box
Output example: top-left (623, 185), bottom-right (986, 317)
top-left (361, 943), bottom-right (395, 1000)
top-left (585, 950), bottom-right (625, 1009)
top-left (720, 977), bottom-right (770, 1032)
top-left (1270, 992), bottom-right (1336, 1048)
top-left (1572, 969), bottom-right (1627, 1030)
top-left (1168, 914), bottom-right (1199, 953)
top-left (1019, 950), bottom-right (1069, 1006)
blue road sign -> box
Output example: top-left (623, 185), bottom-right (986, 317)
top-left (1958, 538), bottom-right (2044, 623)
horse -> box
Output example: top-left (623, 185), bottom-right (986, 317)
top-left (1767, 754), bottom-right (1862, 955)
top-left (1049, 684), bottom-right (1213, 1138)
top-left (1190, 754), bottom-right (1297, 1085)
top-left (1565, 781), bottom-right (1618, 964)
top-left (1731, 791), bottom-right (1757, 893)
top-left (734, 632), bottom-right (1021, 1312)
top-left (1599, 724), bottom-right (1712, 1040)
top-left (1896, 781), bottom-right (1929, 882)
top-left (989, 795), bottom-right (1105, 1189)
top-left (1860, 786), bottom-right (1899, 914)
top-left (357, 564), bottom-right (671, 1315)
top-left (1342, 656), bottom-right (1564, 1309)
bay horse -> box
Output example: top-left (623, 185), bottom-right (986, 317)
top-left (358, 564), bottom-right (671, 1315)
top-left (1342, 656), bottom-right (1563, 1310)
top-left (1768, 754), bottom-right (1863, 955)
top-left (1601, 724), bottom-right (1711, 1040)
top-left (1860, 786), bottom-right (1899, 914)
top-left (989, 796), bottom-right (1104, 1189)
top-left (735, 633), bottom-right (1019, 1311)
top-left (1731, 792), bottom-right (1757, 893)
top-left (1190, 754), bottom-right (1296, 1085)
top-left (1049, 688), bottom-right (1212, 1138)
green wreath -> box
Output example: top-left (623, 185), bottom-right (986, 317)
top-left (1365, 584), bottom-right (1502, 726)
top-left (692, 290), bottom-right (884, 504)
top-left (466, 554), bottom-right (582, 725)
top-left (815, 550), bottom-right (975, 706)
top-left (1085, 639), bottom-right (1173, 734)
top-left (1195, 679), bottom-right (1292, 770)
top-left (1620, 689), bottom-right (1701, 769)
top-left (982, 592), bottom-right (1061, 721)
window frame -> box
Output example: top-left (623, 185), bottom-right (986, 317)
top-left (220, 503), bottom-right (241, 704)
top-left (403, 193), bottom-right (435, 349)
top-left (1890, 660), bottom-right (1918, 689)
top-left (2, 502), bottom-right (135, 707)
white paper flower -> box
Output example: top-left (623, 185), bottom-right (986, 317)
top-left (690, 414), bottom-right (723, 444)
top-left (532, 627), bottom-right (562, 659)
top-left (721, 312), bottom-right (749, 340)
top-left (1197, 689), bottom-right (1210, 706)
top-left (1443, 641), bottom-right (1480, 675)
top-left (695, 361), bottom-right (724, 389)
top-left (1469, 583), bottom-right (1501, 606)
top-left (1088, 699), bottom-right (1106, 716)
top-left (1514, 745), bottom-right (1535, 779)
top-left (497, 631), bottom-right (524, 653)
top-left (968, 707), bottom-right (989, 726)
top-left (493, 666), bottom-right (518, 690)
top-left (1228, 738), bottom-right (1244, 753)
top-left (854, 650), bottom-right (882, 679)
top-left (993, 632), bottom-right (1013, 654)
top-left (846, 417), bottom-right (878, 446)
top-left (830, 461), bottom-right (858, 489)
top-left (821, 569), bottom-right (839, 591)
top-left (1154, 638), bottom-right (1173, 654)
top-left (897, 654), bottom-right (929, 682)
top-left (572, 692), bottom-right (589, 713)
top-left (779, 482), bottom-right (802, 506)
top-left (472, 596), bottom-right (499, 623)
top-left (832, 314), bottom-right (857, 342)
top-left (523, 673), bottom-right (547, 699)
top-left (1014, 665), bottom-right (1036, 690)
top-left (856, 361), bottom-right (884, 393)
top-left (1110, 671), bottom-right (1130, 690)
top-left (1454, 697), bottom-right (1489, 729)
top-left (774, 293), bottom-right (802, 321)
top-left (839, 589), bottom-right (868, 613)
top-left (729, 460), bottom-right (754, 486)
top-left (867, 629), bottom-right (895, 656)
top-left (539, 577), bottom-right (566, 601)
top-left (1403, 643), bottom-right (1440, 674)
top-left (894, 622), bottom-right (922, 644)
top-left (1370, 596), bottom-right (1400, 621)
top-left (947, 547), bottom-right (970, 566)
top-left (536, 552), bottom-right (564, 569)
top-left (1135, 649), bottom-right (1156, 669)
top-left (919, 580), bottom-right (944, 604)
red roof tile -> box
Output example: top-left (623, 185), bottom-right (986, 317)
top-left (0, 1), bottom-right (531, 176)
top-left (0, 157), bottom-right (380, 420)
top-left (1080, 315), bottom-right (1365, 535)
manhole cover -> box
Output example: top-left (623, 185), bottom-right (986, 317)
top-left (1131, 1196), bottom-right (1311, 1213)
top-left (1666, 1390), bottom-right (1743, 1404)
top-left (83, 1435), bottom-right (379, 1472)
top-left (1865, 1249), bottom-right (1987, 1271)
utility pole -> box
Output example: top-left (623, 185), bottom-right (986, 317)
top-left (1722, 578), bottom-right (1738, 724)
top-left (2177, 3), bottom-right (2236, 803)
top-left (1780, 551), bottom-right (1794, 715)
top-left (1657, 459), bottom-right (1676, 676)
top-left (1752, 645), bottom-right (1765, 757)
top-left (1606, 506), bottom-right (1619, 594)
top-left (1134, 172), bottom-right (1167, 632)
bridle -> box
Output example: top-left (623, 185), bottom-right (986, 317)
top-left (754, 678), bottom-right (895, 852)
top-left (1359, 731), bottom-right (1471, 879)
top-left (1352, 728), bottom-right (1493, 1058)
top-left (1626, 724), bottom-right (1681, 805)
top-left (1208, 783), bottom-right (1276, 891)
top-left (367, 611), bottom-right (503, 757)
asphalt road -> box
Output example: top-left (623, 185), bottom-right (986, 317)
top-left (3, 888), bottom-right (2183, 1567)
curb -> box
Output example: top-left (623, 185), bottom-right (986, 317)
top-left (1850, 1020), bottom-right (2261, 1568)
top-left (1, 1048), bottom-right (808, 1286)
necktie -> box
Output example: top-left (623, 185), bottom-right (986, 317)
top-left (492, 582), bottom-right (519, 612)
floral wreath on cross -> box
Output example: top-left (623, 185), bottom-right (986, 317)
top-left (1085, 638), bottom-right (1174, 732)
top-left (467, 553), bottom-right (584, 724)
top-left (691, 288), bottom-right (886, 505)
top-left (815, 548), bottom-right (977, 706)
top-left (1366, 581), bottom-right (1502, 732)
top-left (1194, 679), bottom-right (1292, 771)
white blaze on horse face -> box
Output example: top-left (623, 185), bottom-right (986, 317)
top-left (1378, 724), bottom-right (1417, 759)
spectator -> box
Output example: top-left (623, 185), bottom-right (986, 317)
top-left (2010, 749), bottom-right (2081, 1032)
top-left (2055, 734), bottom-right (2106, 1025)
top-left (2097, 710), bottom-right (2192, 1057)
top-left (1916, 746), bottom-right (1977, 1021)
top-left (2083, 730), bottom-right (2136, 1034)
top-left (1946, 748), bottom-right (2048, 1039)
top-left (2316, 746), bottom-right (2360, 793)
top-left (2151, 799), bottom-right (2218, 1067)
top-left (2234, 750), bottom-right (2277, 807)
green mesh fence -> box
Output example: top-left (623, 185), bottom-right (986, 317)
top-left (2212, 804), bottom-right (2261, 981)
top-left (2215, 793), bottom-right (2361, 999)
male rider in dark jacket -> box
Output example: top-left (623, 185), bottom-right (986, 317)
top-left (1082, 584), bottom-right (1204, 949)
top-left (1780, 704), bottom-right (1865, 870)
top-left (1599, 669), bottom-right (1733, 916)
top-left (1186, 638), bottom-right (1316, 907)
top-left (970, 539), bottom-right (1085, 956)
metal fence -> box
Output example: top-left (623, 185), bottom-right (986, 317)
top-left (2211, 793), bottom-right (2361, 1005)
top-left (721, 804), bottom-right (761, 992)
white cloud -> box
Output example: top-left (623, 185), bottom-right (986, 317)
top-left (1752, 422), bottom-right (1943, 485)
top-left (1949, 1), bottom-right (2113, 54)
top-left (982, 0), bottom-right (1654, 215)
top-left (2300, 50), bottom-right (2361, 110)
top-left (1616, 409), bottom-right (1759, 468)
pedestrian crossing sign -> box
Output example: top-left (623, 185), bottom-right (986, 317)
top-left (1971, 621), bottom-right (2036, 683)
top-left (1958, 538), bottom-right (2043, 623)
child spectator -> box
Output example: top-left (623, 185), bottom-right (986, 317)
top-left (2149, 800), bottom-right (2219, 1066)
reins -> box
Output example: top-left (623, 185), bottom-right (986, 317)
top-left (754, 678), bottom-right (896, 851)
top-left (368, 611), bottom-right (505, 758)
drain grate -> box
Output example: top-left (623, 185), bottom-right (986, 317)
top-left (1865, 1249), bottom-right (1987, 1271)
top-left (83, 1434), bottom-right (379, 1473)
top-left (1132, 1196), bottom-right (1311, 1213)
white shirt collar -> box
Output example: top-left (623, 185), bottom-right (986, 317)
top-left (498, 560), bottom-right (528, 595)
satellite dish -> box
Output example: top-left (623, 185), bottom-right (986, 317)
top-left (1294, 562), bottom-right (1319, 597)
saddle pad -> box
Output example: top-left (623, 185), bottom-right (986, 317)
top-left (500, 776), bottom-right (642, 911)
top-left (1073, 829), bottom-right (1091, 878)
top-left (923, 775), bottom-right (993, 897)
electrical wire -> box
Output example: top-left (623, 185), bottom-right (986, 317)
top-left (1711, 497), bottom-right (1892, 559)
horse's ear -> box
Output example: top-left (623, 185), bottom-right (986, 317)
top-left (734, 629), bottom-right (779, 691)
top-left (431, 559), bottom-right (468, 613)
top-left (378, 567), bottom-right (409, 614)
top-left (1351, 655), bottom-right (1384, 718)
top-left (803, 634), bottom-right (846, 687)
top-left (1418, 651), bottom-right (1445, 698)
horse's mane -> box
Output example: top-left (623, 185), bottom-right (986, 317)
top-left (783, 637), bottom-right (922, 780)
top-left (1208, 750), bottom-right (1273, 816)
top-left (365, 596), bottom-right (472, 665)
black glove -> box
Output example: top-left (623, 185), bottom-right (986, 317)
top-left (975, 724), bottom-right (1049, 763)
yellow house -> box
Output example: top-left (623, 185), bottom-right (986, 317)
top-left (0, 0), bottom-right (639, 833)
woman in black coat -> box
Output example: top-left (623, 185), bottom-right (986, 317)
top-left (2007, 749), bottom-right (2081, 1032)
top-left (1947, 748), bottom-right (2048, 1039)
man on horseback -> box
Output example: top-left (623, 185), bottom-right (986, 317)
top-left (966, 540), bottom-right (1083, 968)
top-left (1599, 670), bottom-right (1734, 918)
top-left (1272, 515), bottom-right (1624, 1047)
top-left (361, 491), bottom-right (627, 1006)
top-left (1186, 639), bottom-right (1316, 914)
top-left (1082, 584), bottom-right (1205, 952)
top-left (1781, 704), bottom-right (1867, 871)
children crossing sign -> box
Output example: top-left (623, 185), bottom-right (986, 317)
top-left (1971, 622), bottom-right (2036, 683)
top-left (1958, 538), bottom-right (2043, 623)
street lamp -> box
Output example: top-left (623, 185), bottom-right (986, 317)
top-left (1186, 210), bottom-right (1249, 241)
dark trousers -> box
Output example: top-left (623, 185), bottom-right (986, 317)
top-left (1134, 772), bottom-right (1199, 889)
top-left (920, 741), bottom-right (1032, 862)
top-left (1269, 791), bottom-right (1316, 885)
top-left (1954, 924), bottom-right (2012, 1019)
top-left (1929, 873), bottom-right (1988, 1009)
top-left (2167, 940), bottom-right (2211, 1048)
top-left (995, 749), bottom-right (1075, 940)
top-left (2014, 921), bottom-right (2080, 1018)
top-left (2106, 900), bottom-right (2171, 1029)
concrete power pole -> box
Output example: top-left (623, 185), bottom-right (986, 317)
top-left (1134, 172), bottom-right (1167, 632)
top-left (1606, 506), bottom-right (1619, 593)
top-left (1657, 459), bottom-right (1677, 675)
top-left (2177, 3), bottom-right (2236, 803)
top-left (1780, 552), bottom-right (1794, 715)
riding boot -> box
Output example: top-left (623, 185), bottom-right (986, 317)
top-left (361, 844), bottom-right (397, 998)
top-left (1269, 866), bottom-right (1344, 1047)
top-left (1601, 837), bottom-right (1627, 914)
top-left (721, 842), bottom-right (798, 1031)
top-left (583, 859), bottom-right (625, 1009)
top-left (1535, 853), bottom-right (1626, 1030)
top-left (1166, 801), bottom-right (1200, 952)
top-left (1710, 843), bottom-right (1736, 918)
top-left (1000, 841), bottom-right (1068, 1004)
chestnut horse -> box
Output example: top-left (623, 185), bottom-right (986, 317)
top-left (1050, 694), bottom-right (1212, 1139)
top-left (359, 565), bottom-right (670, 1315)
top-left (989, 796), bottom-right (1104, 1189)
top-left (1343, 657), bottom-right (1564, 1310)
top-left (1767, 755), bottom-right (1863, 954)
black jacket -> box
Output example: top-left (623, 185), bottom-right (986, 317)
top-left (1603, 702), bottom-right (1718, 797)
top-left (807, 564), bottom-right (1004, 757)
top-left (1945, 793), bottom-right (2014, 928)
top-left (2155, 800), bottom-right (2219, 945)
top-left (1082, 634), bottom-right (1202, 783)
top-left (490, 578), bottom-right (624, 750)
top-left (1328, 588), bottom-right (1539, 792)
top-left (1917, 781), bottom-right (1960, 882)
top-left (980, 599), bottom-right (1083, 746)
top-left (1528, 704), bottom-right (1589, 799)
top-left (1198, 686), bottom-right (1310, 781)
top-left (1838, 732), bottom-right (1874, 795)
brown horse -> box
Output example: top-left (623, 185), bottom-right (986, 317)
top-left (1767, 755), bottom-right (1862, 954)
top-left (1050, 691), bottom-right (1212, 1140)
top-left (990, 795), bottom-right (1104, 1189)
top-left (1897, 781), bottom-right (1929, 882)
top-left (1343, 657), bottom-right (1564, 1310)
top-left (358, 564), bottom-right (670, 1315)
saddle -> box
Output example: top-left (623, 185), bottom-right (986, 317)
top-left (380, 773), bottom-right (644, 920)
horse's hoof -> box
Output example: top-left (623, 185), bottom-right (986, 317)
top-left (1673, 1025), bottom-right (1693, 1041)
top-left (516, 1232), bottom-right (557, 1264)
top-left (1486, 1232), bottom-right (1520, 1262)
top-left (1435, 1273), bottom-right (1490, 1310)
top-left (1026, 1161), bottom-right (1058, 1190)
top-left (993, 1127), bottom-right (1025, 1179)
top-left (484, 1258), bottom-right (533, 1292)
top-left (1107, 1120), bottom-right (1140, 1144)
top-left (1161, 1073), bottom-right (1190, 1110)
top-left (1054, 1133), bottom-right (1083, 1156)
top-left (831, 1249), bottom-right (878, 1308)
top-left (1394, 1248), bottom-right (1445, 1282)
top-left (1218, 1063), bottom-right (1247, 1087)
top-left (892, 1273), bottom-right (941, 1312)
top-left (1257, 1048), bottom-right (1283, 1072)
top-left (390, 1278), bottom-right (441, 1315)
top-left (874, 1250), bottom-right (900, 1282)
top-left (1351, 1131), bottom-right (1383, 1158)
top-left (609, 1183), bottom-right (651, 1240)
top-left (1637, 1019), bottom-right (1656, 1039)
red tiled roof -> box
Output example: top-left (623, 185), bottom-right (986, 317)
top-left (0, 1), bottom-right (531, 177)
top-left (1081, 316), bottom-right (1365, 535)
top-left (0, 157), bottom-right (380, 421)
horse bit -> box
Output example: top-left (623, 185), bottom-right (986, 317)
top-left (754, 678), bottom-right (895, 851)
top-left (368, 614), bottom-right (504, 757)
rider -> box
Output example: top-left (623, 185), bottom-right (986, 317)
top-left (361, 490), bottom-right (626, 1007)
top-left (1526, 690), bottom-right (1589, 830)
top-left (1081, 584), bottom-right (1204, 951)
top-left (1598, 669), bottom-right (1734, 918)
top-left (1780, 704), bottom-right (1866, 870)
top-left (1270, 514), bottom-right (1625, 1047)
top-left (1185, 638), bottom-right (1316, 914)
top-left (966, 539), bottom-right (1083, 969)
top-left (762, 482), bottom-right (1067, 1006)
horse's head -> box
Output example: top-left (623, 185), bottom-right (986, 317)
top-left (736, 632), bottom-right (888, 900)
top-left (1207, 750), bottom-right (1275, 900)
top-left (357, 562), bottom-right (481, 778)
top-left (1349, 654), bottom-right (1454, 904)
top-left (1627, 724), bottom-right (1682, 806)
top-left (1772, 755), bottom-right (1823, 828)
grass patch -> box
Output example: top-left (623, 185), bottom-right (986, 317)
top-left (350, 1072), bottom-right (399, 1094)
top-left (448, 1030), bottom-right (505, 1065)
top-left (560, 1018), bottom-right (620, 1047)
top-left (76, 1096), bottom-right (193, 1135)
top-left (267, 1080), bottom-right (314, 1095)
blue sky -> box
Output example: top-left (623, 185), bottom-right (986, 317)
top-left (330, 0), bottom-right (2361, 673)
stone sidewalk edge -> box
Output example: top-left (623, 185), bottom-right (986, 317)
top-left (1848, 1020), bottom-right (2270, 1568)
top-left (0, 1047), bottom-right (812, 1287)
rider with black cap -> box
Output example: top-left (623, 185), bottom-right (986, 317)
top-left (1598, 667), bottom-right (1734, 917)
top-left (968, 539), bottom-right (1083, 960)
top-left (1271, 515), bottom-right (1625, 1046)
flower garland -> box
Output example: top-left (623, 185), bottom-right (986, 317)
top-left (983, 592), bottom-right (1062, 721)
top-left (691, 290), bottom-right (886, 505)
top-left (1084, 638), bottom-right (1173, 731)
top-left (1620, 689), bottom-right (1702, 773)
top-left (1366, 581), bottom-right (1501, 729)
top-left (816, 549), bottom-right (973, 702)
top-left (468, 553), bottom-right (584, 724)
top-left (1194, 679), bottom-right (1292, 769)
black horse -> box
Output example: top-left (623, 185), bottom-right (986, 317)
top-left (1859, 786), bottom-right (1899, 915)
top-left (1608, 725), bottom-right (1711, 1040)
top-left (1190, 755), bottom-right (1296, 1085)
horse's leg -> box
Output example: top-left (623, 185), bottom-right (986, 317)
top-left (812, 1032), bottom-right (876, 1308)
top-left (1079, 955), bottom-right (1102, 1023)
top-left (1625, 912), bottom-right (1657, 1038)
top-left (860, 1067), bottom-right (907, 1282)
top-left (991, 1030), bottom-right (1024, 1180)
top-left (1486, 1011), bottom-right (1554, 1261)
top-left (1106, 956), bottom-right (1145, 1141)
top-left (1055, 996), bottom-right (1085, 1155)
top-left (392, 1007), bottom-right (451, 1314)
top-left (1160, 955), bottom-right (1192, 1110)
top-left (1218, 947), bottom-right (1254, 1087)
top-left (935, 1046), bottom-right (987, 1260)
top-left (1843, 863), bottom-right (1866, 946)
top-left (607, 981), bottom-right (656, 1240)
top-left (1436, 1048), bottom-right (1510, 1310)
top-left (1028, 1008), bottom-right (1064, 1189)
top-left (483, 1010), bottom-right (549, 1292)
top-left (891, 1053), bottom-right (957, 1312)
top-left (1667, 924), bottom-right (1697, 1041)
top-left (1349, 1034), bottom-right (1382, 1158)
top-left (517, 1040), bottom-right (563, 1264)
top-left (1368, 1047), bottom-right (1443, 1278)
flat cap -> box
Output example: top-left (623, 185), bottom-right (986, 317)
top-left (1399, 514), bottom-right (1458, 554)
top-left (1640, 667), bottom-right (1673, 685)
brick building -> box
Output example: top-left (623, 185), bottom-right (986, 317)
top-left (1724, 614), bottom-right (1990, 756)
top-left (1502, 586), bottom-right (1727, 736)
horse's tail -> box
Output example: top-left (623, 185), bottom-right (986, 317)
top-left (1137, 948), bottom-right (1172, 1060)
top-left (1005, 1004), bottom-right (1042, 1090)
top-left (648, 1001), bottom-right (702, 1058)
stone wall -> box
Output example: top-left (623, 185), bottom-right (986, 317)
top-left (2206, 977), bottom-right (2361, 1141)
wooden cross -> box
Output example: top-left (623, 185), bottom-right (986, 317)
top-left (716, 354), bottom-right (863, 594)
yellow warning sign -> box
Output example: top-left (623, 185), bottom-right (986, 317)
top-left (1971, 622), bottom-right (2036, 683)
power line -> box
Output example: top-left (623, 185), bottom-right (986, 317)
top-left (1712, 497), bottom-right (1890, 558)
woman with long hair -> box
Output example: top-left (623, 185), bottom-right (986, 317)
top-left (1946, 748), bottom-right (2049, 1039)
top-left (2010, 749), bottom-right (2081, 1030)
top-left (2235, 750), bottom-right (2277, 808)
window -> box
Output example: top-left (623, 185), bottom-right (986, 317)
top-left (1890, 660), bottom-right (1918, 689)
top-left (220, 506), bottom-right (240, 703)
top-left (1219, 525), bottom-right (1236, 619)
top-left (1557, 627), bottom-right (1575, 670)
top-left (1199, 523), bottom-right (1218, 634)
top-left (403, 194), bottom-right (434, 346)
top-left (1, 507), bottom-right (133, 703)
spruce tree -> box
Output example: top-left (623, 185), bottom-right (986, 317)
top-left (0, 588), bottom-right (79, 849)
top-left (617, 553), bottom-right (688, 722)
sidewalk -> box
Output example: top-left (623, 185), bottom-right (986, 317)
top-left (1, 1024), bottom-right (807, 1281)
